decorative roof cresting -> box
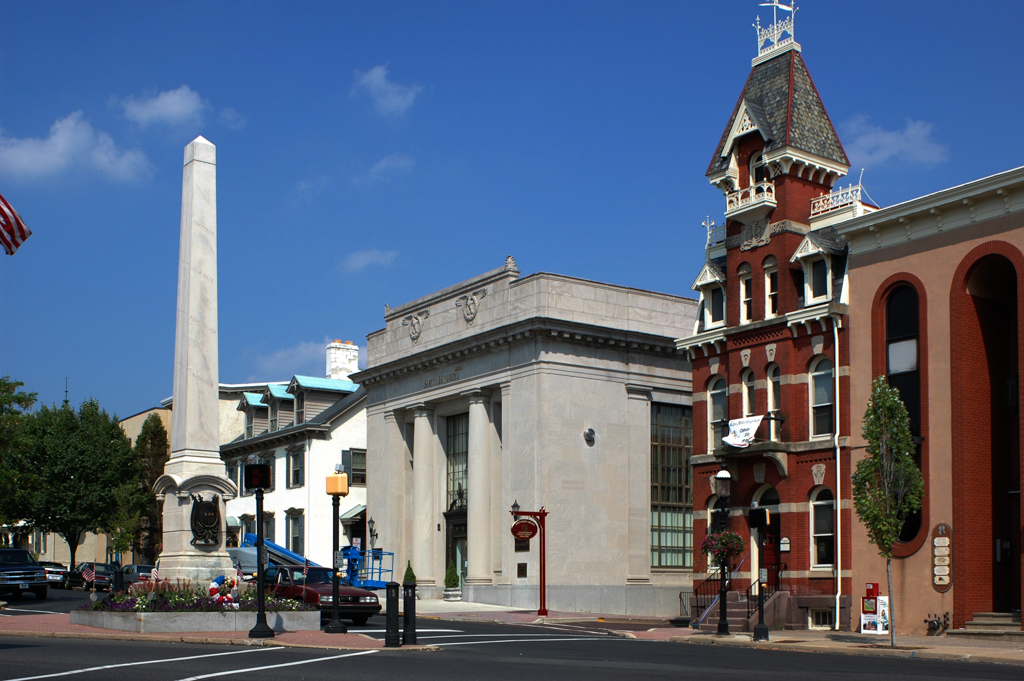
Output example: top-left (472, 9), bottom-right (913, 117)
top-left (753, 1), bottom-right (800, 66)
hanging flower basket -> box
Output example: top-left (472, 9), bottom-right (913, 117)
top-left (700, 531), bottom-right (745, 570)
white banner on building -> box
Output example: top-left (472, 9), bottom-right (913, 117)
top-left (722, 415), bottom-right (764, 448)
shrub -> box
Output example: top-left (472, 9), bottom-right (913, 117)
top-left (444, 560), bottom-right (460, 589)
top-left (402, 560), bottom-right (416, 585)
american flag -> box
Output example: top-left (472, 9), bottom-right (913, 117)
top-left (236, 561), bottom-right (244, 580)
top-left (82, 564), bottom-right (95, 585)
top-left (0, 192), bottom-right (31, 256)
top-left (151, 566), bottom-right (158, 581)
top-left (303, 558), bottom-right (310, 577)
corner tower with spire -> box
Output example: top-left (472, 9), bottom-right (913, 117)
top-left (677, 4), bottom-right (871, 631)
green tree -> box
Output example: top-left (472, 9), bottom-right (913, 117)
top-left (852, 377), bottom-right (924, 648)
top-left (132, 413), bottom-right (169, 562)
top-left (14, 399), bottom-right (140, 568)
top-left (444, 560), bottom-right (460, 589)
top-left (402, 560), bottom-right (416, 585)
top-left (0, 376), bottom-right (37, 525)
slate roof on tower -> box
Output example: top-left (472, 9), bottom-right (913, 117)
top-left (706, 50), bottom-right (849, 176)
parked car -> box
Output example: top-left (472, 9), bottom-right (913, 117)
top-left (37, 561), bottom-right (68, 588)
top-left (264, 565), bottom-right (380, 625)
top-left (66, 562), bottom-right (115, 591)
top-left (0, 549), bottom-right (48, 600)
top-left (122, 564), bottom-right (155, 586)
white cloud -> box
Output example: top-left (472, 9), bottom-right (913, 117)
top-left (370, 153), bottom-right (415, 177)
top-left (0, 111), bottom-right (151, 182)
top-left (341, 248), bottom-right (398, 274)
top-left (295, 176), bottom-right (329, 194)
top-left (122, 85), bottom-right (207, 127)
top-left (251, 340), bottom-right (325, 381)
top-left (351, 65), bottom-right (423, 118)
top-left (220, 107), bottom-right (246, 130)
top-left (843, 115), bottom-right (949, 168)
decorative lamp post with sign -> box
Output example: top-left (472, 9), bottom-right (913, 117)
top-left (509, 500), bottom-right (548, 616)
top-left (324, 467), bottom-right (349, 634)
top-left (244, 463), bottom-right (274, 639)
top-left (714, 466), bottom-right (732, 635)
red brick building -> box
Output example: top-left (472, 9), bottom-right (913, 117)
top-left (676, 12), bottom-right (877, 630)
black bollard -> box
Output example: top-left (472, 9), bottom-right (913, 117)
top-left (385, 581), bottom-right (401, 648)
top-left (402, 582), bottom-right (417, 645)
top-left (113, 569), bottom-right (124, 593)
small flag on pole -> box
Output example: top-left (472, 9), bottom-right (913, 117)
top-left (151, 566), bottom-right (158, 581)
top-left (303, 558), bottom-right (310, 577)
top-left (236, 561), bottom-right (244, 581)
top-left (82, 564), bottom-right (95, 585)
top-left (0, 192), bottom-right (31, 256)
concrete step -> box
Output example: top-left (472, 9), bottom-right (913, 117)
top-left (965, 612), bottom-right (1021, 631)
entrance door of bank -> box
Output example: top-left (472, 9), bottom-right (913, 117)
top-left (455, 539), bottom-right (467, 586)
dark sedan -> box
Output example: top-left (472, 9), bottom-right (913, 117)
top-left (66, 562), bottom-right (115, 591)
top-left (37, 561), bottom-right (68, 588)
top-left (265, 565), bottom-right (380, 625)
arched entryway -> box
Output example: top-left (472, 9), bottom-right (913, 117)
top-left (749, 485), bottom-right (781, 591)
top-left (951, 245), bottom-right (1024, 622)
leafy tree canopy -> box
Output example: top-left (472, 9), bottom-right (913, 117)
top-left (0, 376), bottom-right (37, 524)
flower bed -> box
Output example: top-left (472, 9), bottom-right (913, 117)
top-left (79, 578), bottom-right (314, 613)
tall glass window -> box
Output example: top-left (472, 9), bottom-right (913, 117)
top-left (708, 377), bottom-right (727, 450)
top-left (245, 411), bottom-right (254, 439)
top-left (269, 401), bottom-right (279, 432)
top-left (741, 276), bottom-right (753, 323)
top-left (742, 369), bottom-right (756, 416)
top-left (810, 259), bottom-right (829, 301)
top-left (446, 413), bottom-right (469, 511)
top-left (650, 404), bottom-right (693, 568)
top-left (286, 514), bottom-right (303, 555)
top-left (810, 357), bottom-right (834, 437)
top-left (811, 488), bottom-right (835, 567)
top-left (294, 392), bottom-right (305, 425)
top-left (764, 255), bottom-right (779, 318)
top-left (709, 287), bottom-right (725, 324)
top-left (887, 285), bottom-right (922, 542)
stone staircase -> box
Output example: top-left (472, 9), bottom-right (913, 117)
top-left (947, 612), bottom-right (1023, 640)
top-left (692, 591), bottom-right (750, 632)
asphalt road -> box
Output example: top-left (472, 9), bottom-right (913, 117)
top-left (0, 585), bottom-right (92, 616)
top-left (2, 619), bottom-right (1021, 681)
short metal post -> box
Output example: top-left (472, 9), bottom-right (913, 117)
top-left (402, 582), bottom-right (417, 645)
top-left (753, 532), bottom-right (769, 642)
top-left (717, 564), bottom-right (730, 635)
top-left (113, 569), bottom-right (124, 593)
top-left (385, 581), bottom-right (401, 647)
top-left (324, 495), bottom-right (347, 634)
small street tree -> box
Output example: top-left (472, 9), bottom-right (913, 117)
top-left (133, 413), bottom-right (169, 562)
top-left (852, 377), bottom-right (924, 648)
top-left (14, 399), bottom-right (140, 568)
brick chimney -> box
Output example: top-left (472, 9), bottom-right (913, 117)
top-left (326, 340), bottom-right (359, 381)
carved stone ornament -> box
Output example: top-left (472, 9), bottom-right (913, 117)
top-left (741, 349), bottom-right (751, 367)
top-left (384, 304), bottom-right (392, 315)
top-left (189, 493), bottom-right (220, 546)
top-left (402, 309), bottom-right (430, 342)
top-left (740, 219), bottom-right (772, 251)
top-left (456, 288), bottom-right (488, 324)
top-left (753, 462), bottom-right (766, 483)
top-left (504, 255), bottom-right (518, 272)
top-left (765, 343), bottom-right (777, 363)
top-left (812, 463), bottom-right (826, 486)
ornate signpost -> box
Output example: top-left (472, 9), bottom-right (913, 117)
top-left (509, 503), bottom-right (548, 616)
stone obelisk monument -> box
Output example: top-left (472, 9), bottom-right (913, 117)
top-left (155, 136), bottom-right (236, 582)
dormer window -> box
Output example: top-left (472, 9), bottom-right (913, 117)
top-left (269, 400), bottom-right (279, 432)
top-left (750, 153), bottom-right (768, 187)
top-left (295, 391), bottom-right (305, 425)
top-left (808, 257), bottom-right (830, 303)
top-left (245, 410), bottom-right (254, 439)
top-left (709, 286), bottom-right (725, 326)
top-left (692, 263), bottom-right (727, 330)
top-left (790, 236), bottom-right (839, 307)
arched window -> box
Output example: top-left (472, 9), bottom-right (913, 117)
top-left (708, 377), bottom-right (727, 451)
top-left (742, 369), bottom-right (756, 416)
top-left (887, 285), bottom-right (922, 542)
top-left (751, 153), bottom-right (768, 188)
top-left (763, 255), bottom-right (778, 318)
top-left (739, 263), bottom-right (753, 324)
top-left (767, 363), bottom-right (781, 440)
top-left (809, 357), bottom-right (834, 437)
top-left (811, 487), bottom-right (835, 568)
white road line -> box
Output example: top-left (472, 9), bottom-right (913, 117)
top-left (432, 637), bottom-right (620, 647)
top-left (5, 608), bottom-right (61, 614)
top-left (0, 613), bottom-right (13, 617)
top-left (6, 648), bottom-right (280, 681)
top-left (346, 628), bottom-right (462, 633)
top-left (174, 649), bottom-right (378, 681)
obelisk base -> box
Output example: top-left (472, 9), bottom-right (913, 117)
top-left (155, 453), bottom-right (237, 584)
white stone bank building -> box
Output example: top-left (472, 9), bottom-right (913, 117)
top-left (353, 258), bottom-right (698, 615)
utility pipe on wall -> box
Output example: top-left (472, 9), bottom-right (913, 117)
top-left (832, 313), bottom-right (842, 631)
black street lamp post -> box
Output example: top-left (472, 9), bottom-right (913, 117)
top-left (249, 485), bottom-right (274, 639)
top-left (324, 469), bottom-right (349, 634)
top-left (715, 466), bottom-right (732, 636)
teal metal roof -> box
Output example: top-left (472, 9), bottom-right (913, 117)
top-left (266, 383), bottom-right (293, 400)
top-left (289, 375), bottom-right (359, 393)
top-left (241, 392), bottom-right (265, 408)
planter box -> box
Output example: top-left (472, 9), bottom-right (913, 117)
top-left (443, 588), bottom-right (462, 602)
top-left (70, 609), bottom-right (321, 633)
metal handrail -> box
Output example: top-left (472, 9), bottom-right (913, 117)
top-left (692, 552), bottom-right (749, 627)
top-left (746, 562), bottom-right (786, 618)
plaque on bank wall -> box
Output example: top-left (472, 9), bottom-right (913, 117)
top-left (931, 523), bottom-right (952, 593)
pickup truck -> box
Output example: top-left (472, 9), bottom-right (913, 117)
top-left (0, 549), bottom-right (48, 600)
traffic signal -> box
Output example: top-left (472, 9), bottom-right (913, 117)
top-left (244, 463), bottom-right (272, 490)
top-left (749, 507), bottom-right (770, 529)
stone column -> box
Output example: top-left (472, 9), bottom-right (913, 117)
top-left (411, 406), bottom-right (435, 587)
top-left (465, 391), bottom-right (492, 585)
top-left (156, 136), bottom-right (235, 583)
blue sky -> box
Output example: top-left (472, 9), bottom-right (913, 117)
top-left (2, 1), bottom-right (1022, 418)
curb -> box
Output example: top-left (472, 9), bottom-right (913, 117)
top-left (673, 635), bottom-right (1024, 666)
top-left (0, 629), bottom-right (435, 652)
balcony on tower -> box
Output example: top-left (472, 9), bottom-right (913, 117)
top-left (809, 183), bottom-right (878, 229)
top-left (725, 180), bottom-right (777, 224)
